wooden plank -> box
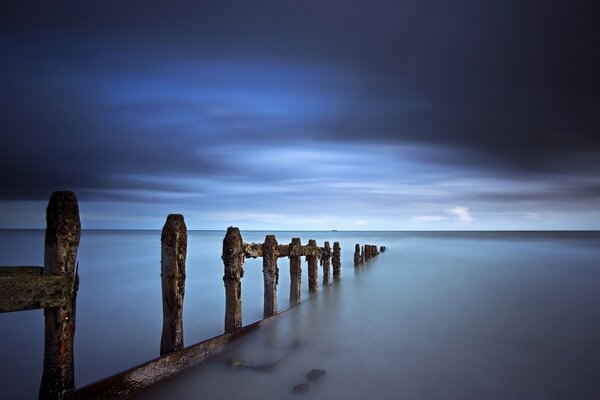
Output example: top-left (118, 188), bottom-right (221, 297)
top-left (0, 275), bottom-right (71, 313)
top-left (0, 266), bottom-right (43, 277)
top-left (72, 310), bottom-right (290, 400)
top-left (243, 242), bottom-right (262, 258)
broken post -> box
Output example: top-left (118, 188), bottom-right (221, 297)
top-left (354, 244), bottom-right (361, 266)
top-left (289, 238), bottom-right (302, 306)
top-left (160, 214), bottom-right (187, 356)
top-left (262, 235), bottom-right (279, 318)
top-left (322, 241), bottom-right (331, 286)
top-left (307, 239), bottom-right (318, 292)
top-left (332, 242), bottom-right (341, 278)
top-left (40, 191), bottom-right (81, 400)
top-left (222, 227), bottom-right (244, 333)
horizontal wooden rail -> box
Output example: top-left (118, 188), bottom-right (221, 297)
top-left (243, 243), bottom-right (323, 258)
top-left (72, 310), bottom-right (290, 400)
top-left (0, 266), bottom-right (44, 277)
top-left (0, 275), bottom-right (72, 313)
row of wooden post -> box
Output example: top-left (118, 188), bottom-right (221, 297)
top-left (354, 243), bottom-right (386, 265)
top-left (1, 191), bottom-right (387, 399)
top-left (221, 227), bottom-right (342, 333)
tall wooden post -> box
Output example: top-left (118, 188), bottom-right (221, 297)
top-left (307, 239), bottom-right (318, 292)
top-left (332, 241), bottom-right (341, 278)
top-left (354, 244), bottom-right (361, 266)
top-left (39, 192), bottom-right (80, 400)
top-left (262, 235), bottom-right (279, 318)
top-left (160, 214), bottom-right (187, 355)
top-left (289, 238), bottom-right (302, 306)
top-left (322, 241), bottom-right (331, 286)
top-left (222, 227), bottom-right (244, 333)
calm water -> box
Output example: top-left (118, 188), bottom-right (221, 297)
top-left (1, 230), bottom-right (599, 399)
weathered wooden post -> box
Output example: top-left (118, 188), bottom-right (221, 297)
top-left (262, 235), bottom-right (279, 318)
top-left (380, 246), bottom-right (386, 253)
top-left (322, 241), bottom-right (331, 286)
top-left (222, 227), bottom-right (244, 333)
top-left (289, 238), bottom-right (302, 306)
top-left (160, 214), bottom-right (187, 356)
top-left (354, 244), bottom-right (361, 266)
top-left (332, 241), bottom-right (341, 278)
top-left (307, 239), bottom-right (318, 292)
top-left (39, 192), bottom-right (80, 400)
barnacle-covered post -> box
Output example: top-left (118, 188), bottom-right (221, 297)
top-left (322, 241), bottom-right (331, 286)
top-left (40, 191), bottom-right (81, 400)
top-left (289, 238), bottom-right (302, 306)
top-left (160, 214), bottom-right (187, 355)
top-left (222, 227), bottom-right (244, 333)
top-left (307, 239), bottom-right (318, 292)
top-left (332, 241), bottom-right (341, 278)
top-left (354, 244), bottom-right (361, 266)
top-left (262, 235), bottom-right (279, 317)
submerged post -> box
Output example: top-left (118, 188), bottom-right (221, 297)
top-left (160, 214), bottom-right (187, 356)
top-left (262, 235), bottom-right (279, 318)
top-left (354, 244), bottom-right (361, 266)
top-left (40, 192), bottom-right (80, 400)
top-left (322, 241), bottom-right (331, 286)
top-left (307, 239), bottom-right (318, 292)
top-left (289, 238), bottom-right (302, 306)
top-left (222, 227), bottom-right (244, 333)
top-left (332, 241), bottom-right (341, 278)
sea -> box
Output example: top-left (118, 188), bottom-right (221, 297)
top-left (1, 230), bottom-right (599, 399)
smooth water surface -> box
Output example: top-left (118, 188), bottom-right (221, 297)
top-left (1, 231), bottom-right (599, 399)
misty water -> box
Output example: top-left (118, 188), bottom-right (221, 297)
top-left (1, 230), bottom-right (600, 399)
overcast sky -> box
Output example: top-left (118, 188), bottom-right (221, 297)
top-left (1, 1), bottom-right (599, 230)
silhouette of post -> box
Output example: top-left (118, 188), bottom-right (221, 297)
top-left (262, 235), bottom-right (279, 317)
top-left (307, 239), bottom-right (318, 292)
top-left (354, 244), bottom-right (361, 266)
top-left (332, 242), bottom-right (341, 278)
top-left (40, 192), bottom-right (80, 400)
top-left (160, 214), bottom-right (187, 355)
top-left (322, 241), bottom-right (331, 286)
top-left (289, 238), bottom-right (302, 306)
top-left (222, 227), bottom-right (244, 333)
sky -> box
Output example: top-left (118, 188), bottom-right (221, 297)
top-left (1, 1), bottom-right (599, 230)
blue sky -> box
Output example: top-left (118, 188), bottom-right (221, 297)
top-left (1, 1), bottom-right (599, 230)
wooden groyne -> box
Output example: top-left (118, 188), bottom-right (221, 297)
top-left (0, 191), bottom-right (387, 399)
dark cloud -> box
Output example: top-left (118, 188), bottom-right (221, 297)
top-left (1, 0), bottom-right (599, 229)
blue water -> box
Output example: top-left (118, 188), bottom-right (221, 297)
top-left (1, 230), bottom-right (599, 399)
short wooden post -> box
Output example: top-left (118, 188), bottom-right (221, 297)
top-left (307, 239), bottom-right (318, 292)
top-left (39, 192), bottom-right (81, 400)
top-left (380, 246), bottom-right (386, 253)
top-left (222, 227), bottom-right (244, 333)
top-left (354, 244), bottom-right (361, 266)
top-left (262, 235), bottom-right (279, 318)
top-left (160, 214), bottom-right (187, 355)
top-left (289, 238), bottom-right (302, 306)
top-left (322, 241), bottom-right (331, 286)
top-left (332, 241), bottom-right (341, 278)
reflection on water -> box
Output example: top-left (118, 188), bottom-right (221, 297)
top-left (1, 231), bottom-right (600, 399)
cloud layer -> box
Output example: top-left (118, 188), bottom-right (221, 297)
top-left (1, 1), bottom-right (599, 229)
